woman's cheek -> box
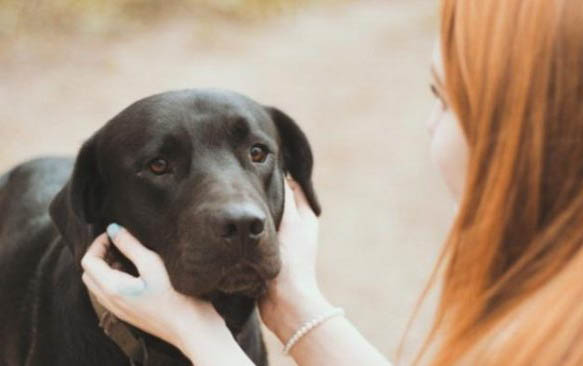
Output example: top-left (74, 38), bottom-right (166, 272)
top-left (430, 110), bottom-right (469, 201)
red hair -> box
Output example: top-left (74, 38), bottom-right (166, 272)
top-left (407, 0), bottom-right (583, 364)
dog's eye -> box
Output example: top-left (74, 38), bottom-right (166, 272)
top-left (148, 158), bottom-right (169, 175)
top-left (250, 145), bottom-right (269, 163)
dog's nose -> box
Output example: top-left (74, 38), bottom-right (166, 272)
top-left (216, 203), bottom-right (266, 243)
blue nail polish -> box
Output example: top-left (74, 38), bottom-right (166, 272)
top-left (107, 223), bottom-right (121, 239)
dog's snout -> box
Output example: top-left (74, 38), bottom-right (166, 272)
top-left (215, 203), bottom-right (266, 243)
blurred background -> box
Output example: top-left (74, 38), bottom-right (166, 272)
top-left (0, 0), bottom-right (453, 364)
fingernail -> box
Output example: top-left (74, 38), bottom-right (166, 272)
top-left (107, 223), bottom-right (122, 239)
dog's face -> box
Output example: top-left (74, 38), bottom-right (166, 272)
top-left (50, 89), bottom-right (320, 299)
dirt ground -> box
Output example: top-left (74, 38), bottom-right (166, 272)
top-left (0, 0), bottom-right (454, 364)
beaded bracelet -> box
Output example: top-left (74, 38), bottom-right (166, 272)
top-left (282, 307), bottom-right (345, 355)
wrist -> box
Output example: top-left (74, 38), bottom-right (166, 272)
top-left (177, 313), bottom-right (253, 365)
top-left (169, 296), bottom-right (228, 359)
top-left (263, 280), bottom-right (335, 342)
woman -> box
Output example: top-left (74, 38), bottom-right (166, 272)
top-left (81, 0), bottom-right (583, 364)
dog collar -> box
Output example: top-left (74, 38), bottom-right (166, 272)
top-left (88, 292), bottom-right (176, 366)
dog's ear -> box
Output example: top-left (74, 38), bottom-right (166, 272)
top-left (267, 107), bottom-right (321, 216)
top-left (49, 136), bottom-right (106, 264)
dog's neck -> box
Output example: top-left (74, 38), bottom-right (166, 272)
top-left (86, 279), bottom-right (256, 365)
top-left (87, 292), bottom-right (152, 364)
top-left (81, 235), bottom-right (258, 364)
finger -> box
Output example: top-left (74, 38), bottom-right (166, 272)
top-left (83, 275), bottom-right (155, 338)
top-left (82, 233), bottom-right (110, 267)
top-left (106, 224), bottom-right (164, 275)
top-left (287, 177), bottom-right (313, 215)
top-left (286, 175), bottom-right (299, 190)
top-left (281, 179), bottom-right (299, 223)
top-left (82, 255), bottom-right (146, 295)
top-left (82, 273), bottom-right (130, 319)
top-left (82, 272), bottom-right (118, 310)
top-left (84, 267), bottom-right (146, 299)
top-left (81, 247), bottom-right (120, 286)
top-left (82, 271), bottom-right (106, 296)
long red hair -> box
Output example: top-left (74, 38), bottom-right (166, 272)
top-left (410, 0), bottom-right (583, 364)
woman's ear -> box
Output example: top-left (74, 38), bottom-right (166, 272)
top-left (49, 136), bottom-right (106, 264)
top-left (266, 106), bottom-right (321, 216)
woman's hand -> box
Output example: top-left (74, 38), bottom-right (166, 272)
top-left (80, 225), bottom-right (227, 359)
top-left (259, 178), bottom-right (333, 342)
top-left (257, 180), bottom-right (391, 366)
top-left (272, 178), bottom-right (320, 291)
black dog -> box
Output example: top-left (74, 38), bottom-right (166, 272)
top-left (0, 89), bottom-right (320, 366)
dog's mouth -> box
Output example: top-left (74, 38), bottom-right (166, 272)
top-left (215, 262), bottom-right (271, 298)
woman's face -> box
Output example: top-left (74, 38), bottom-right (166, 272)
top-left (427, 46), bottom-right (468, 201)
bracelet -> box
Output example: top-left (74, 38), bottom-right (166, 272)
top-left (282, 307), bottom-right (345, 355)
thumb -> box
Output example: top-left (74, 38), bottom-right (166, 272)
top-left (287, 177), bottom-right (313, 215)
top-left (281, 179), bottom-right (299, 224)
